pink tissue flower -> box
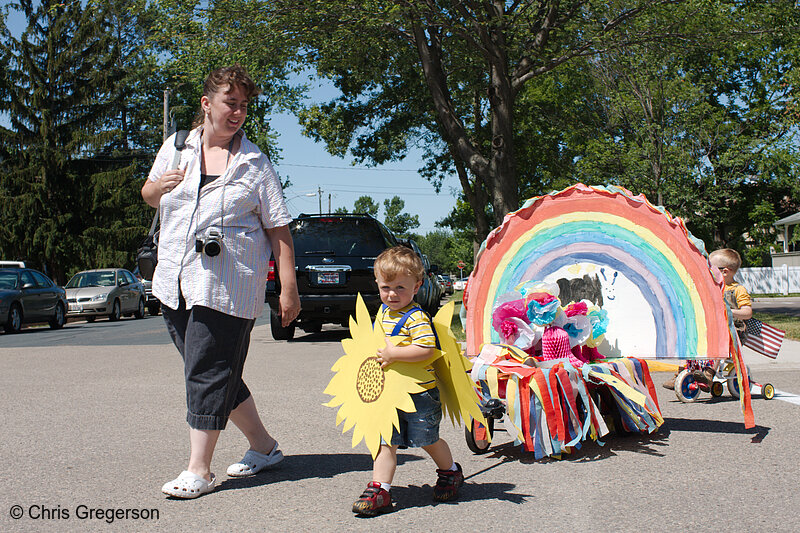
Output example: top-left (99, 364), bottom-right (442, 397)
top-left (500, 320), bottom-right (518, 339)
top-left (492, 299), bottom-right (528, 333)
top-left (564, 301), bottom-right (588, 317)
top-left (525, 292), bottom-right (556, 305)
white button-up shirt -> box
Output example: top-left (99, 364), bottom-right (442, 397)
top-left (148, 127), bottom-right (291, 319)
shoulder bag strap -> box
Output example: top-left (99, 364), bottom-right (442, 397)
top-left (147, 130), bottom-right (190, 237)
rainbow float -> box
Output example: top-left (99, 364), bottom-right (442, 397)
top-left (464, 184), bottom-right (753, 452)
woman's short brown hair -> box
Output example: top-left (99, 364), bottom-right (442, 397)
top-left (192, 64), bottom-right (260, 127)
top-left (374, 246), bottom-right (425, 282)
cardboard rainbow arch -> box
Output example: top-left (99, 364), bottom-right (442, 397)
top-left (467, 184), bottom-right (730, 359)
top-left (465, 184), bottom-right (753, 436)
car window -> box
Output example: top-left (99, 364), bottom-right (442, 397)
top-left (95, 272), bottom-right (117, 286)
top-left (66, 273), bottom-right (89, 288)
top-left (122, 271), bottom-right (136, 284)
top-left (20, 271), bottom-right (36, 287)
top-left (30, 270), bottom-right (52, 288)
top-left (0, 271), bottom-right (19, 289)
top-left (292, 218), bottom-right (391, 257)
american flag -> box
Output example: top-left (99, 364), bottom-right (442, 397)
top-left (743, 318), bottom-right (785, 359)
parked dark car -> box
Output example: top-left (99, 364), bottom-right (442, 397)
top-left (0, 267), bottom-right (67, 333)
top-left (438, 274), bottom-right (454, 295)
top-left (397, 238), bottom-right (441, 316)
top-left (265, 213), bottom-right (398, 340)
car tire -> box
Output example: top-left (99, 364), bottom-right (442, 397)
top-left (109, 299), bottom-right (121, 322)
top-left (5, 303), bottom-right (22, 334)
top-left (49, 302), bottom-right (65, 330)
top-left (270, 311), bottom-right (295, 340)
top-left (86, 316), bottom-right (96, 323)
top-left (147, 303), bottom-right (160, 316)
top-left (134, 298), bottom-right (145, 319)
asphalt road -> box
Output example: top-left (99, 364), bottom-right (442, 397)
top-left (752, 296), bottom-right (800, 317)
top-left (1, 310), bottom-right (799, 532)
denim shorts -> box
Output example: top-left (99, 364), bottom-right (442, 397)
top-left (389, 387), bottom-right (442, 447)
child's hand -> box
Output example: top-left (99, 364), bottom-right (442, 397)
top-left (376, 338), bottom-right (398, 368)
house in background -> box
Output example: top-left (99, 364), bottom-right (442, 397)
top-left (772, 212), bottom-right (800, 267)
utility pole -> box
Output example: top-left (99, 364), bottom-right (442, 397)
top-left (163, 89), bottom-right (171, 142)
top-left (328, 193), bottom-right (331, 215)
top-left (318, 186), bottom-right (323, 215)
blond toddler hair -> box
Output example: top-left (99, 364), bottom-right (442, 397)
top-left (709, 248), bottom-right (742, 273)
top-left (374, 246), bottom-right (425, 282)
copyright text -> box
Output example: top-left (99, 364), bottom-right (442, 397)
top-left (9, 504), bottom-right (160, 524)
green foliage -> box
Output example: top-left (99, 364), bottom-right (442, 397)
top-left (353, 195), bottom-right (379, 217)
top-left (0, 0), bottom-right (156, 282)
top-left (571, 1), bottom-right (800, 259)
top-left (415, 229), bottom-right (472, 275)
top-left (382, 196), bottom-right (419, 237)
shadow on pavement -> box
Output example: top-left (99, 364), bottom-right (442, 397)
top-left (470, 427), bottom-right (670, 465)
top-left (387, 481), bottom-right (530, 513)
top-left (215, 452), bottom-right (424, 492)
top-left (662, 417), bottom-right (770, 441)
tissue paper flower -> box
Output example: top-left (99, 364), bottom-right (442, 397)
top-left (526, 296), bottom-right (560, 326)
top-left (505, 317), bottom-right (540, 350)
top-left (586, 305), bottom-right (609, 348)
top-left (564, 301), bottom-right (588, 317)
top-left (491, 299), bottom-right (528, 333)
top-left (562, 314), bottom-right (591, 347)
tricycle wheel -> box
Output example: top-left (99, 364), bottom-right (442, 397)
top-left (710, 381), bottom-right (724, 397)
top-left (465, 417), bottom-right (493, 454)
top-left (727, 377), bottom-right (740, 399)
top-left (762, 383), bottom-right (775, 400)
top-left (675, 370), bottom-right (701, 403)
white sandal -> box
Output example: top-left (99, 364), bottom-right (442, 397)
top-left (161, 471), bottom-right (216, 499)
top-left (226, 443), bottom-right (284, 477)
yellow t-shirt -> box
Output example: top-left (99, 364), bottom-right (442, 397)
top-left (724, 281), bottom-right (751, 310)
top-left (378, 304), bottom-right (437, 388)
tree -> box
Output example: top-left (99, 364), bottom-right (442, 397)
top-left (149, 0), bottom-right (305, 156)
top-left (0, 0), bottom-right (137, 281)
top-left (383, 196), bottom-right (419, 236)
top-left (253, 1), bottom-right (715, 239)
top-left (571, 1), bottom-right (800, 263)
top-left (416, 229), bottom-right (466, 273)
top-left (353, 195), bottom-right (379, 217)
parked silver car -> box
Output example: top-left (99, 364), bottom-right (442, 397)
top-left (64, 268), bottom-right (146, 322)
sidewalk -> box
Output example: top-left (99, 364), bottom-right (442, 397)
top-left (741, 338), bottom-right (800, 371)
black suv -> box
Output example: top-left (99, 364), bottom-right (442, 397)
top-left (266, 213), bottom-right (398, 340)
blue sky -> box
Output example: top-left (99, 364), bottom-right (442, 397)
top-left (268, 111), bottom-right (459, 233)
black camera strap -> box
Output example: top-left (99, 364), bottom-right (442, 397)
top-left (196, 134), bottom-right (236, 244)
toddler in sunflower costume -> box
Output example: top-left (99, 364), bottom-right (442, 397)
top-left (351, 246), bottom-right (463, 517)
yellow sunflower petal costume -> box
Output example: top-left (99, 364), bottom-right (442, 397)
top-left (324, 295), bottom-right (486, 458)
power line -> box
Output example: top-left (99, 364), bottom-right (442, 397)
top-left (276, 162), bottom-right (421, 172)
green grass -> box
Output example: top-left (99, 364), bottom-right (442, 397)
top-left (448, 290), bottom-right (466, 342)
top-left (751, 293), bottom-right (800, 298)
top-left (753, 312), bottom-right (800, 341)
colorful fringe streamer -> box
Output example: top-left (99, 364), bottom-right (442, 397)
top-left (470, 344), bottom-right (664, 459)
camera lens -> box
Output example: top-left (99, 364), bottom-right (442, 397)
top-left (204, 240), bottom-right (221, 257)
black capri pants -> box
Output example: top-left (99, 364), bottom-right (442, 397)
top-left (162, 294), bottom-right (255, 431)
